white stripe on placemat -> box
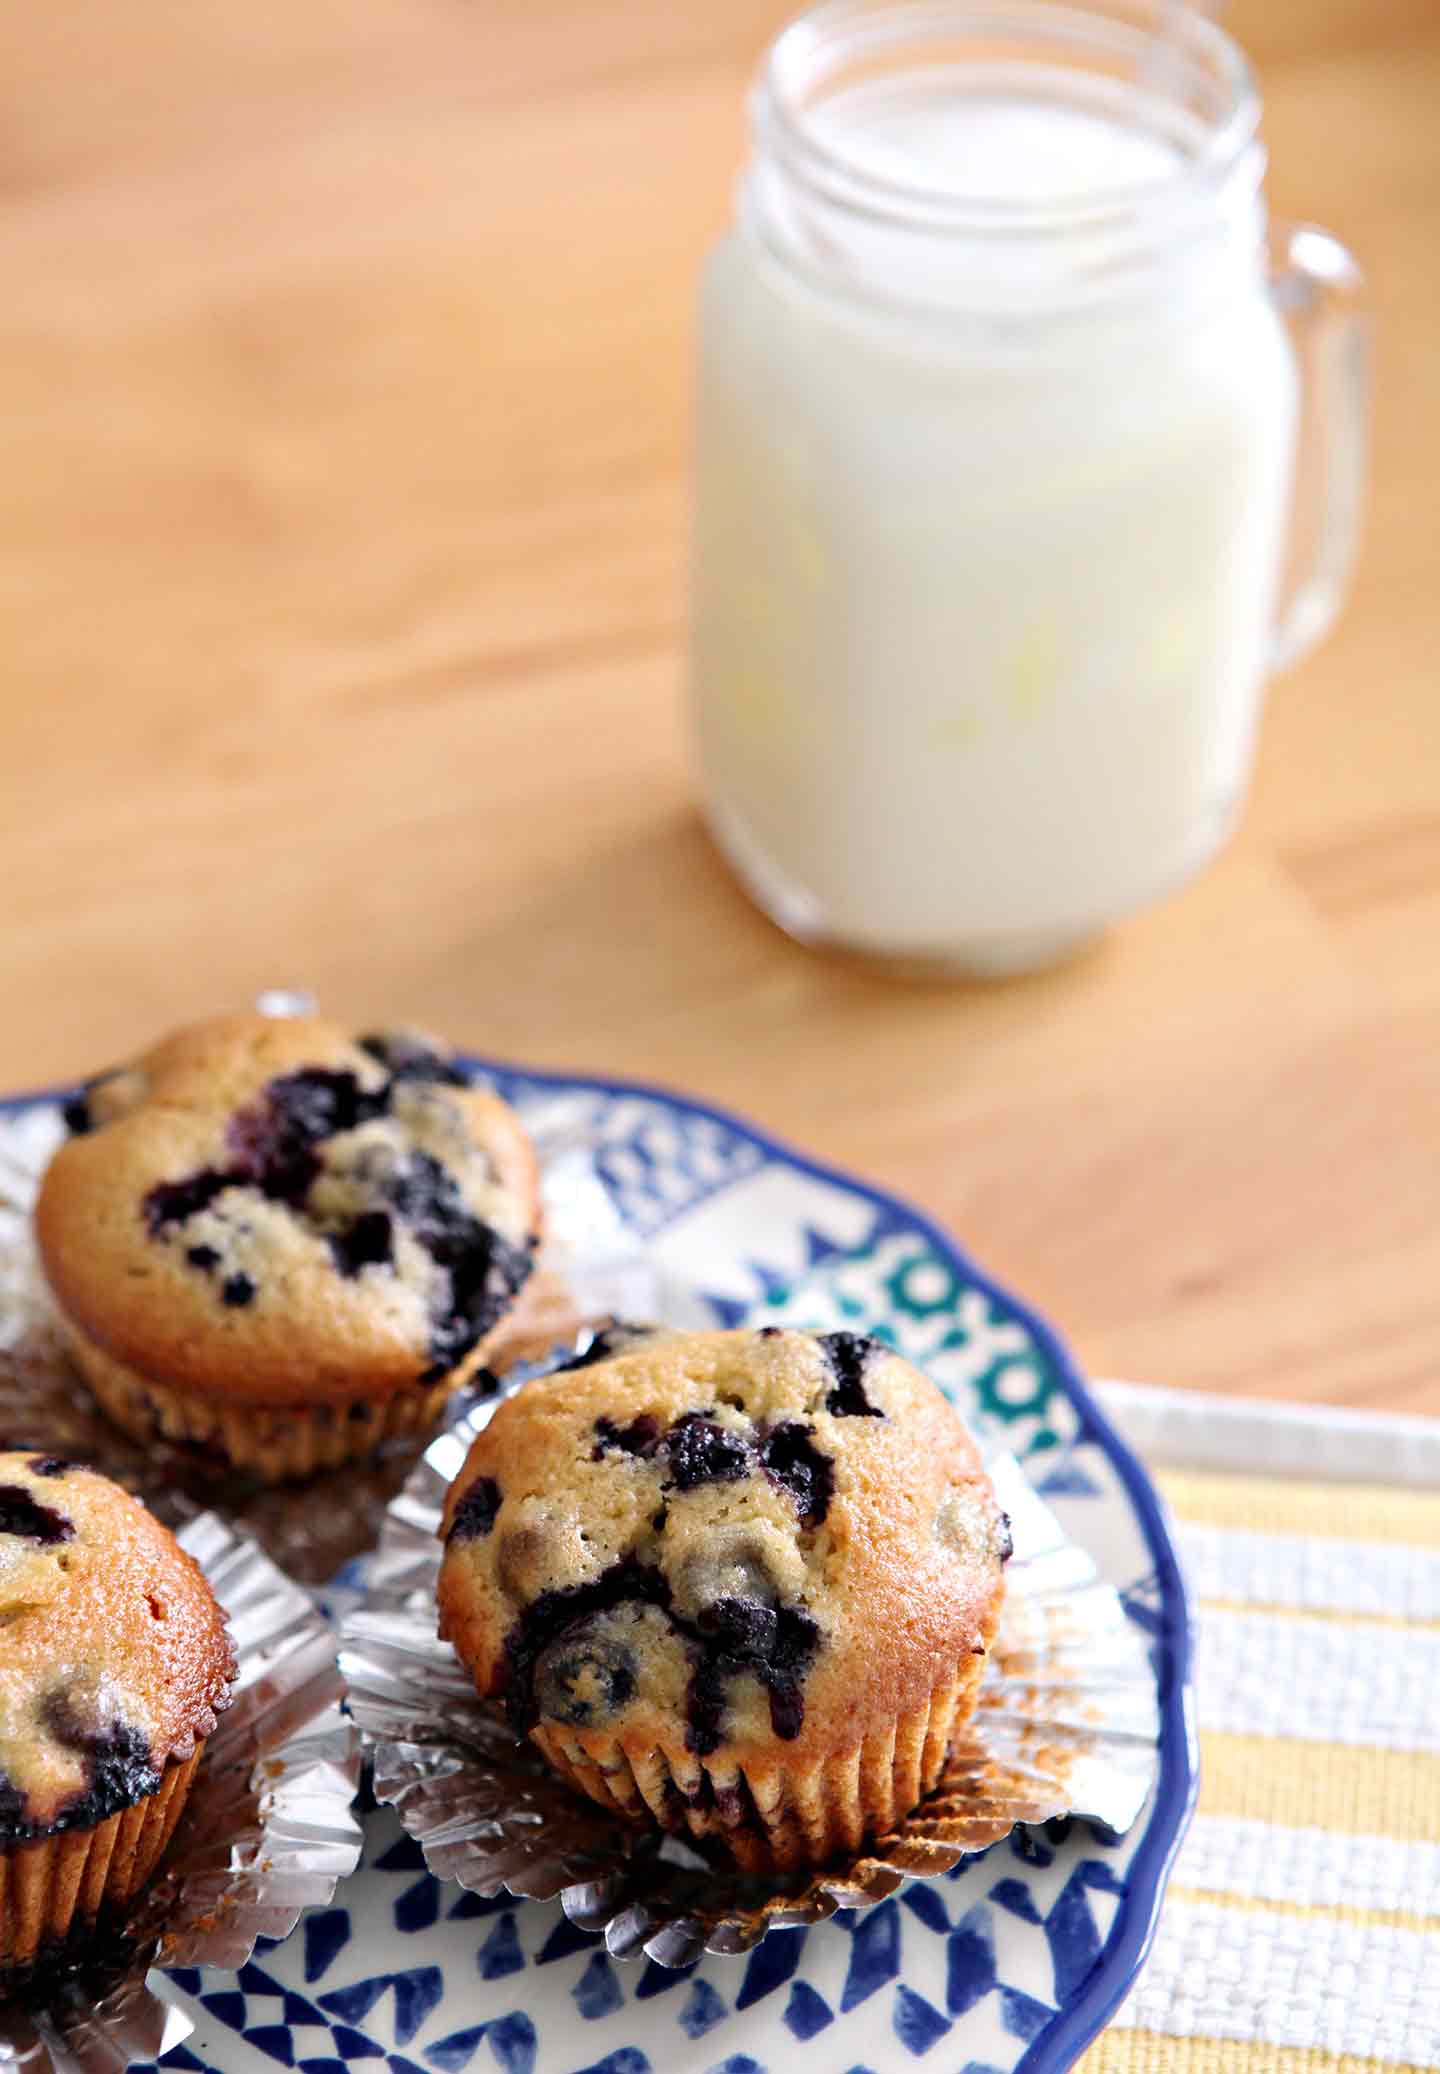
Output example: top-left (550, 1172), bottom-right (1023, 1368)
top-left (1196, 1609), bottom-right (1440, 1751)
top-left (1094, 1380), bottom-right (1440, 1488)
top-left (1178, 1524), bottom-right (1440, 1623)
top-left (1176, 1814), bottom-right (1440, 1921)
top-left (1112, 1896), bottom-right (1440, 2063)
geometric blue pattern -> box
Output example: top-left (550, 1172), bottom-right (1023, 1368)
top-left (590, 1108), bottom-right (768, 1241)
top-left (946, 1905), bottom-right (998, 2016)
top-left (988, 1881), bottom-right (1044, 1927)
top-left (1001, 1990), bottom-right (1056, 2042)
top-left (783, 1984), bottom-right (834, 2041)
top-left (677, 1981), bottom-right (728, 2040)
top-left (893, 1984), bottom-right (950, 2054)
top-left (477, 1915), bottom-right (526, 1982)
top-left (307, 1911), bottom-right (354, 1982)
top-left (574, 1956), bottom-right (624, 2022)
top-left (737, 1934), bottom-right (806, 2012)
top-left (318, 1969), bottom-right (444, 2045)
top-left (840, 1903), bottom-right (902, 2011)
top-left (155, 1796), bottom-right (1148, 2073)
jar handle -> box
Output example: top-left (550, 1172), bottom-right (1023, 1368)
top-left (1268, 222), bottom-right (1371, 672)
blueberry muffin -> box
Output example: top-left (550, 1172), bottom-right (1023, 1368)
top-left (0, 1454), bottom-right (234, 1975)
top-left (437, 1325), bottom-right (1010, 1874)
top-left (35, 1016), bottom-right (541, 1482)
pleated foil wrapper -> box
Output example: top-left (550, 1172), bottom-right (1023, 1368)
top-left (339, 1392), bottom-right (1161, 1967)
top-left (0, 1088), bottom-right (660, 1585)
top-left (0, 1508), bottom-right (363, 2074)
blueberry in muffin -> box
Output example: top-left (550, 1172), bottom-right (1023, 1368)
top-left (36, 1015), bottom-right (542, 1482)
top-left (0, 1454), bottom-right (234, 1974)
top-left (437, 1325), bottom-right (1010, 1874)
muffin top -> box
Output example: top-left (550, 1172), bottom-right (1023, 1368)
top-left (0, 1454), bottom-right (234, 1843)
top-left (35, 1016), bottom-right (541, 1406)
top-left (437, 1326), bottom-right (1010, 1768)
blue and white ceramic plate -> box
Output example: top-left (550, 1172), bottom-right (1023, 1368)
top-left (0, 1064), bottom-right (1196, 2074)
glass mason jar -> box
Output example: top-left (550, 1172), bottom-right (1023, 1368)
top-left (691, 0), bottom-right (1369, 975)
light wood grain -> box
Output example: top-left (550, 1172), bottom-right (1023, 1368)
top-left (1, 0), bottom-right (1436, 1411)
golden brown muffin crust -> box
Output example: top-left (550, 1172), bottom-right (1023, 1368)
top-left (437, 1326), bottom-right (1009, 1772)
top-left (35, 1015), bottom-right (541, 1408)
top-left (0, 1454), bottom-right (234, 1841)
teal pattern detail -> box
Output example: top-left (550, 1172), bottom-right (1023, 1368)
top-left (736, 1232), bottom-right (1077, 1460)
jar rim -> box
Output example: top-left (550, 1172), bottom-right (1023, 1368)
top-left (753, 0), bottom-right (1261, 237)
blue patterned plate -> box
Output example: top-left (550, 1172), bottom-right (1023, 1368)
top-left (0, 1064), bottom-right (1196, 2074)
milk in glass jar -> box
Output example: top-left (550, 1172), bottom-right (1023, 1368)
top-left (692, 0), bottom-right (1368, 973)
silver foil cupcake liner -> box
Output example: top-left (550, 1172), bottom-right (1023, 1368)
top-left (0, 1091), bottom-right (660, 1585)
top-left (0, 1508), bottom-right (363, 2074)
top-left (339, 1389), bottom-right (1160, 1967)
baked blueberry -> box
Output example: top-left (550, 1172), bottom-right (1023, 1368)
top-left (592, 1413), bottom-right (662, 1460)
top-left (817, 1330), bottom-right (887, 1417)
top-left (0, 1483), bottom-right (74, 1545)
top-left (40, 1691), bottom-right (161, 1829)
top-left (664, 1412), bottom-right (753, 1491)
top-left (358, 1030), bottom-right (475, 1088)
top-left (500, 1558), bottom-right (673, 1735)
top-left (533, 1623), bottom-right (639, 1727)
top-left (61, 1093), bottom-right (94, 1136)
top-left (327, 1209), bottom-right (394, 1278)
top-left (759, 1422), bottom-right (833, 1526)
top-left (447, 1475), bottom-right (502, 1544)
top-left (145, 1170), bottom-right (232, 1234)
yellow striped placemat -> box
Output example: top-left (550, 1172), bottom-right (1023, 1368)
top-left (1080, 1451), bottom-right (1440, 2074)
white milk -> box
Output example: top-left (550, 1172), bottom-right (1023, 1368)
top-left (692, 44), bottom-right (1300, 970)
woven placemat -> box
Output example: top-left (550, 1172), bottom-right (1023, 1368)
top-left (1082, 1385), bottom-right (1440, 2074)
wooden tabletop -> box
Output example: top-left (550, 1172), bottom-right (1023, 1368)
top-left (2, 0), bottom-right (1436, 1413)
